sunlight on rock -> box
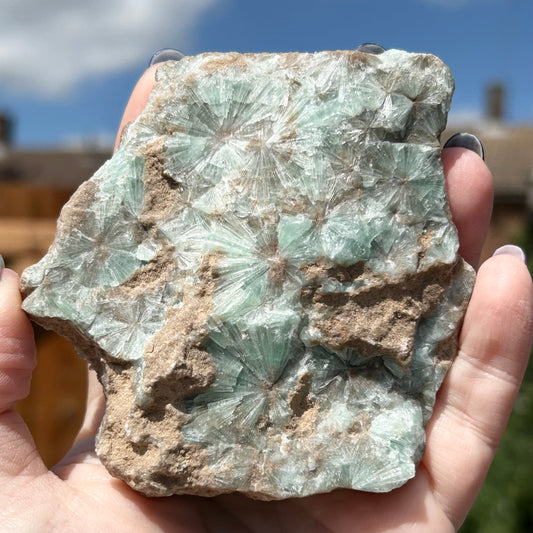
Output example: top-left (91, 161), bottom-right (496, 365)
top-left (21, 49), bottom-right (474, 499)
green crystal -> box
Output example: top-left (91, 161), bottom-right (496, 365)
top-left (21, 49), bottom-right (474, 499)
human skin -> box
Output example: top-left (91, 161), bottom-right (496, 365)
top-left (0, 64), bottom-right (531, 532)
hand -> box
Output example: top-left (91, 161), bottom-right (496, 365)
top-left (1, 65), bottom-right (531, 533)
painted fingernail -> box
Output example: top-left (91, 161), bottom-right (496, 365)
top-left (443, 132), bottom-right (485, 161)
top-left (356, 43), bottom-right (386, 55)
top-left (492, 245), bottom-right (527, 264)
top-left (148, 48), bottom-right (185, 67)
top-left (0, 254), bottom-right (4, 280)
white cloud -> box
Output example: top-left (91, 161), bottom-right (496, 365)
top-left (0, 0), bottom-right (219, 97)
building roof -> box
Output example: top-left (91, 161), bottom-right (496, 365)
top-left (0, 148), bottom-right (110, 189)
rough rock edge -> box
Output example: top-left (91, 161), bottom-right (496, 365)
top-left (96, 257), bottom-right (473, 500)
top-left (19, 50), bottom-right (470, 499)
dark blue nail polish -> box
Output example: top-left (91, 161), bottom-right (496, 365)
top-left (443, 132), bottom-right (485, 160)
top-left (149, 48), bottom-right (185, 67)
top-left (356, 43), bottom-right (386, 55)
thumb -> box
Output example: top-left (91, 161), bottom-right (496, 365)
top-left (0, 261), bottom-right (47, 477)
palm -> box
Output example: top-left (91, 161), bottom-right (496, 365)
top-left (1, 66), bottom-right (531, 532)
top-left (50, 447), bottom-right (450, 532)
top-left (1, 426), bottom-right (448, 533)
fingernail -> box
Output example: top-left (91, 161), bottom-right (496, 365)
top-left (492, 245), bottom-right (527, 264)
top-left (356, 43), bottom-right (386, 55)
top-left (0, 254), bottom-right (4, 280)
top-left (148, 48), bottom-right (185, 67)
top-left (443, 132), bottom-right (485, 161)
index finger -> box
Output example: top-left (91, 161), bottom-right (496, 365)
top-left (114, 64), bottom-right (159, 152)
top-left (442, 146), bottom-right (493, 269)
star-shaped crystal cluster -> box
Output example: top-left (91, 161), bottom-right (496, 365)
top-left (21, 50), bottom-right (474, 498)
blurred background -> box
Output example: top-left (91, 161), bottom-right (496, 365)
top-left (1, 0), bottom-right (531, 530)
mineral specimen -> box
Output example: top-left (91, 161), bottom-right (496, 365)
top-left (21, 49), bottom-right (475, 499)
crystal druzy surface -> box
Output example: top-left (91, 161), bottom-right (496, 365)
top-left (21, 50), bottom-right (475, 499)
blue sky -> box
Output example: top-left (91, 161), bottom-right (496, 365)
top-left (0, 0), bottom-right (531, 148)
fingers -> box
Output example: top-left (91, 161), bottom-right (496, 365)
top-left (0, 268), bottom-right (47, 477)
top-left (114, 64), bottom-right (158, 152)
top-left (423, 251), bottom-right (533, 529)
top-left (0, 269), bottom-right (36, 412)
top-left (442, 147), bottom-right (493, 269)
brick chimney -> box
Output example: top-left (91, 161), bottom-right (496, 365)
top-left (0, 113), bottom-right (14, 146)
top-left (486, 83), bottom-right (505, 121)
top-left (0, 113), bottom-right (14, 161)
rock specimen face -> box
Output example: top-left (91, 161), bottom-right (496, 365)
top-left (21, 49), bottom-right (475, 499)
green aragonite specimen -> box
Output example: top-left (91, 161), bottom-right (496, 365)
top-left (21, 49), bottom-right (475, 499)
